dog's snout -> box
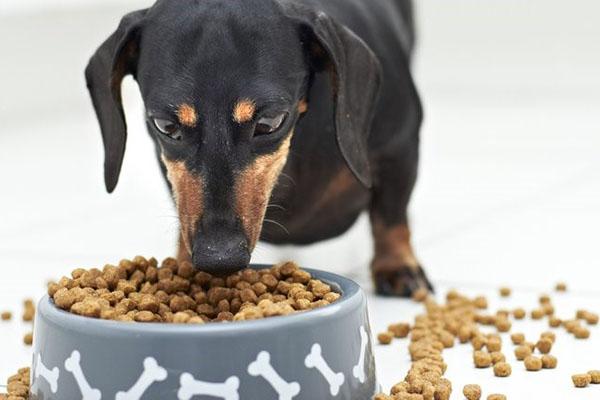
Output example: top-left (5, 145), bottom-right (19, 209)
top-left (191, 229), bottom-right (250, 274)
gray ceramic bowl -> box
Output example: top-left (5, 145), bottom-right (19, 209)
top-left (30, 267), bottom-right (378, 400)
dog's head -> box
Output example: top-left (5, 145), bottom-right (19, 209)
top-left (86, 0), bottom-right (381, 273)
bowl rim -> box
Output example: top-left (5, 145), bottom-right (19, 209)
top-left (38, 265), bottom-right (364, 336)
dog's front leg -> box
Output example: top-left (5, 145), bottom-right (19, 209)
top-left (369, 148), bottom-right (433, 297)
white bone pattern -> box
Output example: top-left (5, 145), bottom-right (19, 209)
top-left (304, 343), bottom-right (345, 396)
top-left (35, 352), bottom-right (60, 393)
top-left (248, 351), bottom-right (300, 400)
top-left (177, 373), bottom-right (239, 400)
top-left (115, 357), bottom-right (167, 400)
top-left (64, 350), bottom-right (102, 400)
top-left (352, 326), bottom-right (368, 383)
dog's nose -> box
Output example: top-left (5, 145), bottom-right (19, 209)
top-left (191, 231), bottom-right (250, 274)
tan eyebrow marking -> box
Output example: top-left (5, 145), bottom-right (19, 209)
top-left (233, 99), bottom-right (256, 123)
top-left (177, 103), bottom-right (198, 127)
top-left (298, 99), bottom-right (308, 114)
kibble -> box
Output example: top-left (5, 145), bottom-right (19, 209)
top-left (499, 287), bottom-right (511, 297)
top-left (388, 322), bottom-right (410, 338)
top-left (487, 395), bottom-right (506, 400)
top-left (548, 316), bottom-right (562, 328)
top-left (572, 373), bottom-right (591, 388)
top-left (524, 356), bottom-right (542, 371)
top-left (531, 308), bottom-right (545, 320)
top-left (541, 355), bottom-right (557, 369)
top-left (490, 352), bottom-right (505, 364)
top-left (412, 288), bottom-right (429, 302)
top-left (493, 362), bottom-right (511, 377)
top-left (23, 332), bottom-right (33, 346)
top-left (0, 366), bottom-right (30, 399)
top-left (511, 333), bottom-right (525, 345)
top-left (574, 326), bottom-right (590, 339)
top-left (512, 308), bottom-right (526, 319)
top-left (378, 331), bottom-right (394, 345)
top-left (515, 345), bottom-right (532, 361)
top-left (588, 370), bottom-right (600, 384)
top-left (1, 311), bottom-right (11, 321)
top-left (47, 258), bottom-right (339, 324)
top-left (22, 299), bottom-right (35, 322)
top-left (463, 384), bottom-right (482, 400)
top-left (474, 351), bottom-right (492, 368)
top-left (536, 338), bottom-right (553, 354)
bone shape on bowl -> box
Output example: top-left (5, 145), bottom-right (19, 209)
top-left (305, 343), bottom-right (345, 396)
top-left (248, 351), bottom-right (301, 400)
top-left (115, 357), bottom-right (167, 400)
top-left (178, 373), bottom-right (239, 400)
top-left (64, 350), bottom-right (102, 400)
top-left (35, 352), bottom-right (60, 394)
top-left (352, 325), bottom-right (368, 383)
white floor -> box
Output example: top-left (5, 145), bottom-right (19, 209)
top-left (1, 1), bottom-right (600, 398)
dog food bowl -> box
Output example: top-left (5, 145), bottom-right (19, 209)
top-left (30, 266), bottom-right (378, 400)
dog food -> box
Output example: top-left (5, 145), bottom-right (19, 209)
top-left (487, 395), bottom-right (506, 400)
top-left (378, 331), bottom-right (394, 345)
top-left (22, 299), bottom-right (35, 322)
top-left (541, 355), bottom-right (557, 369)
top-left (0, 367), bottom-right (30, 399)
top-left (536, 338), bottom-right (553, 354)
top-left (572, 373), bottom-right (592, 388)
top-left (490, 352), bottom-right (505, 364)
top-left (388, 322), bottom-right (411, 338)
top-left (463, 384), bottom-right (482, 400)
top-left (499, 287), bottom-right (511, 297)
top-left (573, 326), bottom-right (590, 339)
top-left (0, 311), bottom-right (11, 321)
top-left (514, 345), bottom-right (532, 361)
top-left (530, 308), bottom-right (545, 320)
top-left (548, 316), bottom-right (562, 327)
top-left (493, 362), bottom-right (511, 377)
top-left (589, 370), bottom-right (600, 384)
top-left (47, 258), bottom-right (340, 324)
top-left (580, 311), bottom-right (599, 325)
top-left (510, 333), bottom-right (525, 345)
top-left (23, 332), bottom-right (33, 346)
top-left (512, 308), bottom-right (526, 319)
top-left (474, 351), bottom-right (492, 368)
top-left (412, 287), bottom-right (429, 302)
top-left (486, 337), bottom-right (502, 352)
top-left (524, 356), bottom-right (542, 371)
top-left (539, 294), bottom-right (551, 304)
top-left (494, 318), bottom-right (511, 333)
top-left (540, 331), bottom-right (556, 343)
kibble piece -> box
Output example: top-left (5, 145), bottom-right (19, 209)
top-left (555, 282), bottom-right (567, 292)
top-left (473, 296), bottom-right (488, 309)
top-left (1, 311), bottom-right (11, 321)
top-left (495, 318), bottom-right (511, 333)
top-left (540, 331), bottom-right (556, 343)
top-left (388, 323), bottom-right (410, 338)
top-left (511, 333), bottom-right (525, 345)
top-left (490, 352), bottom-right (505, 364)
top-left (486, 337), bottom-right (502, 352)
top-left (134, 311), bottom-right (155, 323)
top-left (531, 309), bottom-right (545, 319)
top-left (412, 288), bottom-right (428, 302)
top-left (473, 351), bottom-right (492, 368)
top-left (487, 395), bottom-right (506, 400)
top-left (524, 356), bottom-right (542, 371)
top-left (584, 312), bottom-right (599, 325)
top-left (536, 338), bottom-right (553, 354)
top-left (548, 316), bottom-right (562, 327)
top-left (541, 355), bottom-right (557, 369)
top-left (539, 294), bottom-right (551, 304)
top-left (588, 370), bottom-right (600, 384)
top-left (378, 332), bottom-right (394, 345)
top-left (463, 384), bottom-right (482, 400)
top-left (574, 326), bottom-right (590, 339)
top-left (493, 362), bottom-right (512, 377)
top-left (513, 308), bottom-right (526, 319)
top-left (499, 287), bottom-right (511, 297)
top-left (572, 374), bottom-right (592, 388)
top-left (515, 345), bottom-right (532, 361)
top-left (472, 335), bottom-right (487, 351)
top-left (23, 332), bottom-right (33, 346)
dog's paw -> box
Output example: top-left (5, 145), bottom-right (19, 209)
top-left (372, 265), bottom-right (434, 297)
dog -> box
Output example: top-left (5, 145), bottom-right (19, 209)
top-left (85, 0), bottom-right (432, 297)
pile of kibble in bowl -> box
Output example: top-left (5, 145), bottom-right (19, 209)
top-left (47, 257), bottom-right (340, 323)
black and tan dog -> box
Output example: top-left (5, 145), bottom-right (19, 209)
top-left (86, 0), bottom-right (432, 296)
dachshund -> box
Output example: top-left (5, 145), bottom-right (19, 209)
top-left (85, 0), bottom-right (432, 296)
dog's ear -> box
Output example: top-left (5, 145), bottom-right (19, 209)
top-left (85, 9), bottom-right (147, 193)
top-left (286, 5), bottom-right (381, 187)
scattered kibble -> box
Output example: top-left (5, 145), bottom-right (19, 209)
top-left (22, 299), bottom-right (35, 322)
top-left (388, 322), bottom-right (410, 338)
top-left (378, 331), bottom-right (394, 345)
top-left (588, 370), bottom-right (600, 384)
top-left (487, 395), bottom-right (506, 400)
top-left (512, 308), bottom-right (526, 319)
top-left (541, 355), bottom-right (557, 369)
top-left (490, 351), bottom-right (505, 364)
top-left (531, 309), bottom-right (545, 320)
top-left (23, 332), bottom-right (33, 346)
top-left (555, 282), bottom-right (567, 292)
top-left (524, 356), bottom-right (542, 371)
top-left (548, 316), bottom-right (562, 328)
top-left (499, 287), bottom-right (511, 297)
top-left (0, 366), bottom-right (30, 398)
top-left (494, 361), bottom-right (512, 377)
top-left (474, 351), bottom-right (492, 368)
top-left (536, 338), bottom-right (553, 354)
top-left (1, 311), bottom-right (11, 321)
top-left (495, 318), bottom-right (511, 333)
top-left (486, 337), bottom-right (502, 352)
top-left (463, 384), bottom-right (482, 400)
top-left (539, 294), bottom-right (551, 304)
top-left (540, 331), bottom-right (556, 343)
top-left (515, 345), bottom-right (532, 361)
top-left (412, 287), bottom-right (429, 302)
top-left (572, 373), bottom-right (591, 388)
top-left (573, 326), bottom-right (590, 339)
top-left (511, 333), bottom-right (525, 345)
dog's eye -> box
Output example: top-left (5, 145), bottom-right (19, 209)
top-left (153, 118), bottom-right (182, 140)
top-left (254, 113), bottom-right (287, 136)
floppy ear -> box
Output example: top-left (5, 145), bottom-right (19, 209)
top-left (85, 9), bottom-right (147, 193)
top-left (286, 5), bottom-right (381, 187)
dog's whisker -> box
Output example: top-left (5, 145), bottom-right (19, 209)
top-left (279, 172), bottom-right (296, 186)
top-left (266, 204), bottom-right (286, 211)
top-left (263, 218), bottom-right (290, 235)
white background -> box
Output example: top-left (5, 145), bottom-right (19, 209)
top-left (1, 1), bottom-right (599, 398)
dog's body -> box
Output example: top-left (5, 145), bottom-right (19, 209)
top-left (86, 0), bottom-right (432, 296)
